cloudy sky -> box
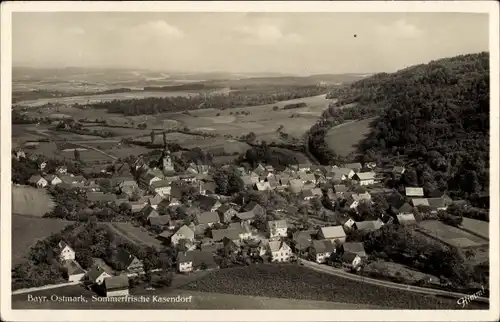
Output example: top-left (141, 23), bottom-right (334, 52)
top-left (12, 12), bottom-right (489, 75)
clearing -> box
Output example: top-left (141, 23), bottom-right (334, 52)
top-left (12, 214), bottom-right (75, 267)
top-left (325, 117), bottom-right (376, 157)
top-left (12, 185), bottom-right (55, 217)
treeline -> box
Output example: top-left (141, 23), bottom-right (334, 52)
top-left (86, 85), bottom-right (328, 116)
top-left (283, 102), bottom-right (307, 110)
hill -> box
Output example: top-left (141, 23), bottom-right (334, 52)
top-left (310, 52), bottom-right (489, 201)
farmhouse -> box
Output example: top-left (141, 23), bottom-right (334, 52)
top-left (115, 249), bottom-right (144, 274)
top-left (310, 240), bottom-right (336, 263)
top-left (396, 213), bottom-right (418, 226)
top-left (87, 265), bottom-right (112, 285)
top-left (228, 222), bottom-right (253, 240)
top-left (211, 228), bottom-right (241, 242)
top-left (412, 198), bottom-right (430, 207)
top-left (151, 180), bottom-right (171, 196)
top-left (353, 172), bottom-right (376, 186)
top-left (341, 252), bottom-right (363, 271)
top-left (28, 175), bottom-right (48, 188)
top-left (353, 219), bottom-right (384, 232)
top-left (318, 226), bottom-right (346, 244)
top-left (217, 204), bottom-right (238, 223)
top-left (405, 187), bottom-right (425, 198)
top-left (268, 240), bottom-right (292, 262)
top-left (62, 260), bottom-right (86, 282)
top-left (242, 201), bottom-right (265, 217)
top-left (104, 275), bottom-right (129, 297)
top-left (56, 240), bottom-right (76, 262)
top-left (44, 174), bottom-right (62, 186)
top-left (195, 211), bottom-right (220, 227)
top-left (177, 250), bottom-right (219, 273)
top-left (170, 225), bottom-right (195, 245)
top-left (142, 205), bottom-right (159, 220)
top-left (268, 219), bottom-right (288, 239)
top-left (341, 242), bottom-right (367, 258)
top-left (335, 168), bottom-right (355, 179)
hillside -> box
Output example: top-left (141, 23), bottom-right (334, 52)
top-left (310, 52), bottom-right (489, 201)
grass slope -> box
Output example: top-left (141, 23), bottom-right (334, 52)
top-left (179, 264), bottom-right (487, 309)
top-left (12, 185), bottom-right (55, 217)
top-left (325, 117), bottom-right (376, 157)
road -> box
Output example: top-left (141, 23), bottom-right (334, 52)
top-left (299, 259), bottom-right (489, 304)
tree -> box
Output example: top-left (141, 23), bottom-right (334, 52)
top-left (213, 167), bottom-right (244, 196)
top-left (163, 132), bottom-right (167, 148)
top-left (74, 150), bottom-right (81, 162)
top-left (273, 106), bottom-right (279, 111)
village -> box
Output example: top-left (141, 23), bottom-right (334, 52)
top-left (12, 143), bottom-right (478, 299)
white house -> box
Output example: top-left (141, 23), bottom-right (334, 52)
top-left (151, 180), bottom-right (171, 196)
top-left (335, 168), bottom-right (355, 180)
top-left (57, 240), bottom-right (76, 262)
top-left (268, 240), bottom-right (292, 262)
top-left (62, 260), bottom-right (86, 282)
top-left (310, 240), bottom-right (336, 263)
top-left (28, 175), bottom-right (48, 188)
top-left (341, 252), bottom-right (363, 271)
top-left (87, 265), bottom-right (112, 285)
top-left (170, 225), bottom-right (195, 245)
top-left (267, 220), bottom-right (288, 239)
top-left (56, 166), bottom-right (68, 174)
top-left (45, 175), bottom-right (63, 186)
top-left (353, 172), bottom-right (376, 186)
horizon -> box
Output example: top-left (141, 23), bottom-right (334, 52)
top-left (12, 12), bottom-right (489, 75)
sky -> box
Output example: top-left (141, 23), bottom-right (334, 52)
top-left (12, 12), bottom-right (489, 75)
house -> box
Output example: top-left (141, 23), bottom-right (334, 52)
top-left (396, 213), bottom-right (417, 226)
top-left (265, 165), bottom-right (274, 173)
top-left (149, 215), bottom-right (171, 228)
top-left (427, 197), bottom-right (449, 212)
top-left (148, 194), bottom-right (164, 209)
top-left (353, 219), bottom-right (384, 232)
top-left (234, 211), bottom-right (256, 223)
top-left (241, 175), bottom-right (255, 186)
top-left (353, 172), bottom-right (376, 186)
top-left (334, 184), bottom-right (349, 194)
top-left (268, 240), bottom-right (292, 262)
top-left (104, 275), bottom-right (129, 297)
top-left (405, 187), bottom-right (425, 198)
top-left (412, 198), bottom-right (430, 207)
top-left (56, 240), bottom-right (76, 262)
top-left (292, 230), bottom-right (315, 257)
top-left (13, 149), bottom-right (26, 160)
top-left (142, 205), bottom-right (160, 221)
top-left (299, 173), bottom-right (316, 184)
top-left (364, 161), bottom-right (377, 169)
top-left (60, 259), bottom-right (86, 282)
top-left (55, 166), bottom-right (68, 174)
top-left (151, 180), bottom-right (171, 196)
top-left (302, 189), bottom-right (314, 201)
top-left (217, 204), bottom-right (238, 223)
top-left (60, 175), bottom-right (85, 185)
top-left (297, 164), bottom-right (311, 172)
top-left (341, 242), bottom-right (367, 258)
top-left (28, 175), bottom-right (48, 188)
top-left (318, 226), bottom-right (346, 244)
top-left (341, 252), bottom-right (363, 271)
top-left (342, 163), bottom-right (363, 173)
top-left (129, 200), bottom-right (148, 213)
top-left (44, 174), bottom-right (63, 186)
top-left (255, 181), bottom-right (272, 191)
top-left (39, 161), bottom-right (47, 171)
top-left (253, 164), bottom-right (267, 176)
top-left (335, 168), bottom-right (355, 180)
top-left (86, 265), bottom-right (112, 285)
top-left (195, 212), bottom-right (220, 227)
top-left (195, 195), bottom-right (222, 212)
top-left (115, 249), bottom-right (144, 274)
top-left (228, 222), bottom-right (253, 240)
top-left (177, 250), bottom-right (219, 273)
top-left (392, 166), bottom-right (406, 176)
top-left (200, 240), bottom-right (224, 253)
top-left (267, 220), bottom-right (288, 239)
top-left (242, 201), bottom-right (265, 218)
top-left (119, 180), bottom-right (139, 198)
top-left (289, 179), bottom-right (305, 193)
top-left (211, 228), bottom-right (241, 242)
top-left (170, 225), bottom-right (195, 245)
top-left (310, 240), bottom-right (336, 263)
top-left (198, 181), bottom-right (216, 196)
top-left (346, 192), bottom-right (372, 209)
top-left (267, 176), bottom-right (279, 190)
top-left (343, 218), bottom-right (356, 230)
top-left (311, 188), bottom-right (323, 198)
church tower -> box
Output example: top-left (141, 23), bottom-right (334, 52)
top-left (162, 149), bottom-right (175, 173)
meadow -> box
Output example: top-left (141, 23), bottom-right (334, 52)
top-left (12, 185), bottom-right (55, 217)
top-left (12, 214), bottom-right (75, 267)
top-left (416, 220), bottom-right (489, 249)
top-left (325, 117), bottom-right (376, 157)
top-left (106, 222), bottom-right (164, 249)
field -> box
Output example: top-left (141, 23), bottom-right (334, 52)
top-left (325, 117), bottom-right (376, 156)
top-left (11, 287), bottom-right (383, 310)
top-left (12, 214), bottom-right (75, 267)
top-left (417, 220), bottom-right (489, 249)
top-left (12, 185), bottom-right (55, 217)
top-left (460, 217), bottom-right (489, 240)
top-left (106, 222), bottom-right (164, 249)
top-left (179, 264), bottom-right (486, 309)
top-left (362, 260), bottom-right (440, 285)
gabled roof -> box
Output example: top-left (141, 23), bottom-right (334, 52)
top-left (311, 239), bottom-right (335, 253)
top-left (268, 240), bottom-right (290, 252)
top-left (28, 175), bottom-right (44, 183)
top-left (87, 265), bottom-right (111, 282)
top-left (341, 252), bottom-right (359, 263)
top-left (236, 211), bottom-right (256, 221)
top-left (319, 226), bottom-right (346, 239)
top-left (342, 163), bottom-right (362, 170)
top-left (178, 250), bottom-right (218, 268)
top-left (397, 213), bottom-right (417, 225)
top-left (334, 184), bottom-right (348, 193)
top-left (196, 212), bottom-right (220, 225)
top-left (354, 220), bottom-right (384, 231)
top-left (342, 242), bottom-right (366, 257)
top-left (392, 166), bottom-right (405, 174)
top-left (242, 201), bottom-right (262, 213)
top-left (299, 173), bottom-right (316, 182)
top-left (142, 205), bottom-right (159, 218)
top-left (151, 180), bottom-right (171, 189)
top-left (173, 225), bottom-right (195, 240)
top-left (311, 188), bottom-right (323, 196)
top-left (302, 189), bottom-right (313, 198)
top-left (335, 168), bottom-right (354, 176)
top-left (217, 204), bottom-right (236, 215)
top-left (241, 176), bottom-right (254, 186)
top-left (115, 249), bottom-right (138, 268)
top-left (412, 198), bottom-right (430, 207)
top-left (268, 219), bottom-right (287, 230)
top-left (354, 172), bottom-right (376, 180)
top-left (148, 194), bottom-right (164, 206)
top-left (398, 202), bottom-right (414, 214)
top-left (211, 228), bottom-right (241, 242)
top-left (405, 187), bottom-right (424, 197)
top-left (195, 195), bottom-right (220, 211)
top-left (427, 197), bottom-right (447, 209)
top-left (61, 260), bottom-right (86, 276)
top-left (104, 275), bottom-right (129, 290)
top-left (149, 215), bottom-right (171, 226)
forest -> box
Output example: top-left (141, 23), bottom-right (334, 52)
top-left (310, 52), bottom-right (490, 202)
top-left (86, 85), bottom-right (328, 116)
